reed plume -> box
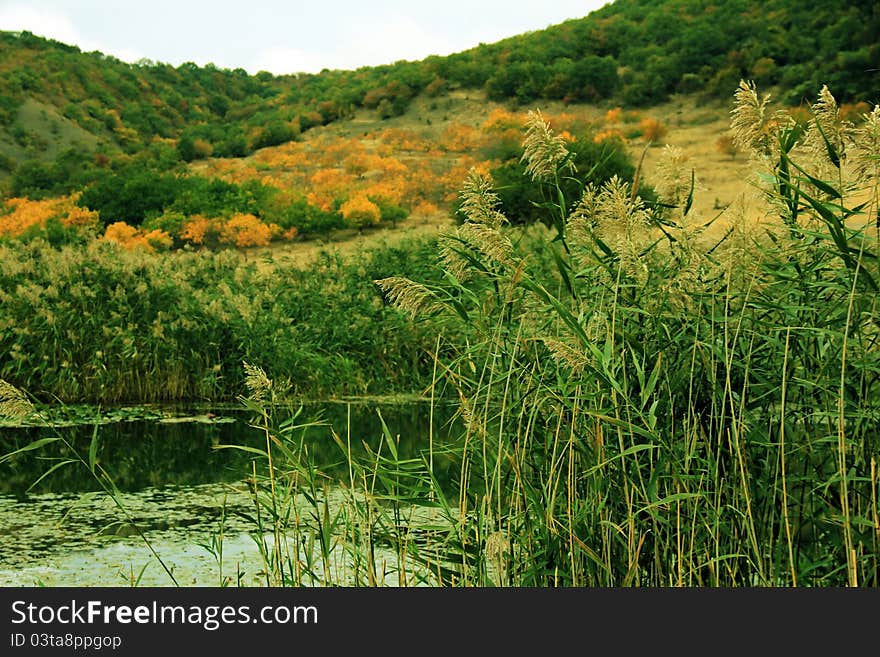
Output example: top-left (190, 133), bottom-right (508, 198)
top-left (0, 380), bottom-right (34, 419)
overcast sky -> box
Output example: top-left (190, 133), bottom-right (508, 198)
top-left (0, 1), bottom-right (611, 74)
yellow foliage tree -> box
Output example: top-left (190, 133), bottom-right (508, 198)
top-left (340, 195), bottom-right (381, 229)
top-left (142, 229), bottom-right (173, 251)
top-left (192, 138), bottom-right (214, 159)
top-left (220, 214), bottom-right (272, 247)
top-left (103, 222), bottom-right (171, 252)
top-left (715, 135), bottom-right (738, 159)
top-left (0, 196), bottom-right (100, 238)
top-left (363, 180), bottom-right (404, 206)
top-left (593, 128), bottom-right (626, 144)
top-left (440, 123), bottom-right (478, 152)
top-left (639, 117), bottom-right (668, 142)
top-left (180, 215), bottom-right (216, 245)
top-left (412, 200), bottom-right (439, 217)
top-left (62, 205), bottom-right (100, 230)
top-left (1, 198), bottom-right (60, 237)
top-left (604, 107), bottom-right (623, 123)
top-left (482, 107), bottom-right (526, 132)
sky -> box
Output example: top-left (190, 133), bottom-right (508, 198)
top-left (0, 0), bottom-right (611, 75)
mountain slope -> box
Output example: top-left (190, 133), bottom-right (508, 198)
top-left (0, 0), bottom-right (876, 197)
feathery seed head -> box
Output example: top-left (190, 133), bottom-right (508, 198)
top-left (731, 80), bottom-right (772, 156)
top-left (654, 145), bottom-right (694, 210)
top-left (242, 361), bottom-right (272, 403)
top-left (614, 233), bottom-right (649, 285)
top-left (805, 84), bottom-right (851, 165)
top-left (458, 169), bottom-right (507, 227)
top-left (438, 232), bottom-right (473, 282)
top-left (457, 222), bottom-right (517, 270)
top-left (485, 530), bottom-right (510, 576)
top-left (851, 104), bottom-right (880, 182)
top-left (597, 175), bottom-right (648, 234)
top-left (521, 109), bottom-right (575, 182)
top-left (0, 380), bottom-right (34, 419)
top-left (566, 183), bottom-right (600, 250)
top-left (570, 183), bottom-right (600, 224)
top-left (543, 338), bottom-right (592, 375)
top-left (374, 276), bottom-right (442, 319)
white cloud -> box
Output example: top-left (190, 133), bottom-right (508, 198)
top-left (0, 3), bottom-right (144, 63)
top-left (254, 15), bottom-right (461, 74)
top-left (346, 15), bottom-right (459, 66)
top-left (253, 46), bottom-right (333, 75)
top-left (0, 4), bottom-right (80, 42)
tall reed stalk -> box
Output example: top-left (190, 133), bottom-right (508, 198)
top-left (375, 82), bottom-right (880, 586)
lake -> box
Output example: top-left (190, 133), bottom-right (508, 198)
top-left (0, 399), bottom-right (462, 586)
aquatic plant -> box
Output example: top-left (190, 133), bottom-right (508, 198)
top-left (375, 83), bottom-right (880, 586)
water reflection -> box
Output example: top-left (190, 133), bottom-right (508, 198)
top-left (0, 399), bottom-right (462, 586)
top-left (0, 400), bottom-right (461, 496)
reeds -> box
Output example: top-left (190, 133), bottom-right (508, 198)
top-left (371, 82), bottom-right (880, 586)
top-left (0, 238), bottom-right (444, 404)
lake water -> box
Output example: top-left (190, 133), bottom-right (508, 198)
top-left (0, 399), bottom-right (461, 586)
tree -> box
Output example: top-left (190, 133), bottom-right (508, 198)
top-left (479, 133), bottom-right (651, 228)
top-left (340, 195), bottom-right (381, 230)
top-left (78, 167), bottom-right (181, 226)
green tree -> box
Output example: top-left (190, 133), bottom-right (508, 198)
top-left (475, 134), bottom-right (653, 228)
top-left (78, 167), bottom-right (182, 226)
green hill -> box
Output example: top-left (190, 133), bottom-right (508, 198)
top-left (0, 0), bottom-right (877, 197)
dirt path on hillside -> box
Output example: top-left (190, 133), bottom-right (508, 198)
top-left (246, 211), bottom-right (455, 270)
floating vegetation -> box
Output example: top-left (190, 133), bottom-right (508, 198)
top-left (0, 404), bottom-right (238, 429)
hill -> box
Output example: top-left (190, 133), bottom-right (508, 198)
top-left (2, 0), bottom-right (877, 169)
top-left (0, 0), bottom-right (877, 247)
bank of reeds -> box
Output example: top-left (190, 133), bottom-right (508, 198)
top-left (367, 84), bottom-right (880, 586)
top-left (0, 238), bottom-right (444, 403)
top-left (215, 83), bottom-right (880, 587)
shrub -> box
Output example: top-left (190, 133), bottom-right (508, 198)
top-left (638, 117), bottom-right (668, 142)
top-left (219, 213), bottom-right (272, 247)
top-left (478, 126), bottom-right (651, 229)
top-left (78, 167), bottom-right (181, 226)
top-left (340, 195), bottom-right (381, 229)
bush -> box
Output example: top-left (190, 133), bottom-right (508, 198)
top-left (477, 131), bottom-right (653, 228)
top-left (340, 195), bottom-right (381, 229)
top-left (78, 167), bottom-right (181, 226)
top-left (219, 213), bottom-right (273, 248)
top-left (78, 170), bottom-right (276, 228)
top-left (10, 160), bottom-right (60, 198)
top-left (263, 195), bottom-right (345, 237)
top-left (249, 120), bottom-right (298, 150)
top-left (373, 199), bottom-right (409, 225)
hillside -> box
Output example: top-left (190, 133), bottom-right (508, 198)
top-left (1, 0), bottom-right (877, 174)
top-left (3, 0), bottom-right (880, 594)
top-left (0, 0), bottom-right (877, 252)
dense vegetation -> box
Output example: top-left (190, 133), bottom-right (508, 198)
top-left (0, 237), bottom-right (449, 403)
top-left (0, 0), bottom-right (878, 589)
top-left (1, 0), bottom-right (876, 187)
top-left (361, 84), bottom-right (879, 586)
top-left (9, 81), bottom-right (872, 588)
top-left (1, 105), bottom-right (663, 249)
